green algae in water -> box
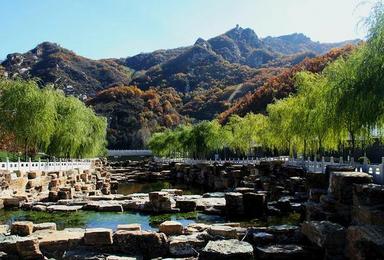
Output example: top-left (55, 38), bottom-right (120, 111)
top-left (0, 209), bottom-right (89, 230)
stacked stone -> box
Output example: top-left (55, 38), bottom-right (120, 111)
top-left (145, 191), bottom-right (174, 213)
top-left (345, 183), bottom-right (384, 259)
top-left (306, 171), bottom-right (372, 225)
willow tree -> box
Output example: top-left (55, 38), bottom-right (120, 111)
top-left (223, 113), bottom-right (268, 156)
top-left (187, 121), bottom-right (223, 159)
top-left (294, 72), bottom-right (339, 155)
top-left (266, 97), bottom-right (299, 155)
top-left (0, 80), bottom-right (56, 159)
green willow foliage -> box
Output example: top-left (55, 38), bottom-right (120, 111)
top-left (148, 2), bottom-right (384, 159)
top-left (0, 79), bottom-right (107, 158)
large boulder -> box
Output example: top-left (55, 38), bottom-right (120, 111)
top-left (225, 192), bottom-right (244, 216)
top-left (148, 192), bottom-right (173, 212)
top-left (346, 225), bottom-right (384, 260)
top-left (16, 237), bottom-right (44, 260)
top-left (256, 244), bottom-right (311, 260)
top-left (329, 172), bottom-right (372, 204)
top-left (200, 239), bottom-right (254, 260)
top-left (352, 184), bottom-right (384, 225)
top-left (11, 221), bottom-right (33, 236)
top-left (113, 230), bottom-right (168, 258)
top-left (84, 228), bottom-right (113, 246)
top-left (116, 224), bottom-right (141, 232)
top-left (207, 225), bottom-right (238, 239)
top-left (243, 192), bottom-right (266, 217)
top-left (301, 221), bottom-right (345, 258)
top-left (168, 234), bottom-right (206, 257)
top-left (159, 221), bottom-right (183, 235)
top-left (36, 228), bottom-right (85, 258)
top-left (33, 222), bottom-right (57, 232)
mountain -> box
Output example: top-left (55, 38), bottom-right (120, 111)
top-left (129, 26), bottom-right (358, 92)
top-left (1, 42), bottom-right (132, 98)
top-left (87, 85), bottom-right (186, 149)
top-left (263, 33), bottom-right (358, 55)
top-left (0, 27), bottom-right (359, 148)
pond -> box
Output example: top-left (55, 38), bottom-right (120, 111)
top-left (0, 209), bottom-right (226, 231)
top-left (0, 180), bottom-right (301, 231)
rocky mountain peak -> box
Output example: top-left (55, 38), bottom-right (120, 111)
top-left (224, 26), bottom-right (262, 48)
top-left (277, 33), bottom-right (312, 44)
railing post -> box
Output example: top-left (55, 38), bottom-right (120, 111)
top-left (330, 156), bottom-right (334, 164)
top-left (6, 157), bottom-right (9, 171)
top-left (17, 157), bottom-right (20, 171)
top-left (29, 157), bottom-right (32, 171)
top-left (339, 156), bottom-right (343, 164)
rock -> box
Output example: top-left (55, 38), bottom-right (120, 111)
top-left (33, 222), bottom-right (57, 232)
top-left (159, 221), bottom-right (184, 235)
top-left (32, 204), bottom-right (47, 211)
top-left (97, 203), bottom-right (123, 212)
top-left (256, 244), bottom-right (310, 260)
top-left (352, 184), bottom-right (384, 225)
top-left (47, 205), bottom-right (83, 212)
top-left (309, 189), bottom-right (327, 202)
top-left (16, 237), bottom-right (44, 260)
top-left (0, 235), bottom-right (31, 255)
top-left (301, 221), bottom-right (345, 257)
top-left (196, 197), bottom-right (225, 210)
top-left (186, 223), bottom-right (210, 233)
top-left (353, 184), bottom-right (384, 206)
top-left (225, 192), bottom-right (244, 216)
top-left (169, 234), bottom-right (205, 257)
top-left (346, 225), bottom-right (384, 260)
top-left (252, 232), bottom-right (275, 245)
top-left (277, 196), bottom-right (293, 213)
top-left (117, 224), bottom-right (141, 232)
top-left (161, 189), bottom-right (183, 196)
top-left (84, 228), bottom-right (113, 246)
top-left (234, 187), bottom-right (254, 194)
top-left (0, 225), bottom-right (9, 235)
top-left (250, 225), bottom-right (301, 245)
top-left (200, 239), bottom-right (254, 260)
top-left (148, 191), bottom-right (173, 212)
top-left (11, 221), bottom-right (33, 236)
top-left (36, 228), bottom-right (85, 258)
top-left (3, 196), bottom-right (27, 208)
top-left (207, 225), bottom-right (238, 239)
top-left (27, 171), bottom-right (38, 179)
top-left (176, 199), bottom-right (197, 212)
top-left (113, 230), bottom-right (168, 258)
top-left (106, 256), bottom-right (137, 260)
top-left (243, 192), bottom-right (266, 217)
top-left (329, 172), bottom-right (372, 203)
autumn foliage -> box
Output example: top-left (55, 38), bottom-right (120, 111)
top-left (218, 45), bottom-right (356, 123)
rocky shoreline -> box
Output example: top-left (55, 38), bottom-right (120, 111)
top-left (0, 159), bottom-right (383, 259)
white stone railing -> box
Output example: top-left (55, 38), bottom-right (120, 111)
top-left (155, 155), bottom-right (384, 184)
top-left (285, 156), bottom-right (384, 184)
top-left (0, 158), bottom-right (94, 172)
top-left (154, 156), bottom-right (289, 165)
top-left (108, 150), bottom-right (152, 157)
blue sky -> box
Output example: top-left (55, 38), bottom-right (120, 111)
top-left (0, 0), bottom-right (375, 60)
